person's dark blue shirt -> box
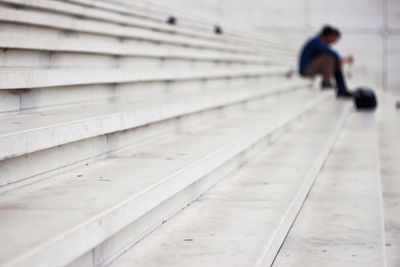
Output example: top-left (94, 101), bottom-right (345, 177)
top-left (299, 36), bottom-right (340, 75)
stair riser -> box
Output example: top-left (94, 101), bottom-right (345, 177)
top-left (0, 21), bottom-right (269, 61)
top-left (0, 75), bottom-right (280, 113)
top-left (2, 0), bottom-right (290, 57)
top-left (0, 48), bottom-right (257, 70)
top-left (0, 79), bottom-right (300, 162)
top-left (0, 2), bottom-right (278, 57)
top-left (44, 0), bottom-right (290, 54)
top-left (0, 88), bottom-right (293, 192)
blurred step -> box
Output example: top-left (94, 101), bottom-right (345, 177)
top-left (0, 0), bottom-right (286, 57)
top-left (108, 99), bottom-right (351, 267)
top-left (0, 0), bottom-right (264, 56)
top-left (0, 20), bottom-right (272, 64)
top-left (0, 66), bottom-right (288, 90)
top-left (273, 111), bottom-right (386, 267)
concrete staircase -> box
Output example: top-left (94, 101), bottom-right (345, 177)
top-left (0, 1), bottom-right (395, 267)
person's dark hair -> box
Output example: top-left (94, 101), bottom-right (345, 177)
top-left (321, 25), bottom-right (341, 38)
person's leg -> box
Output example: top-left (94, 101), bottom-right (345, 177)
top-left (334, 64), bottom-right (351, 96)
top-left (304, 54), bottom-right (351, 97)
top-left (334, 68), bottom-right (346, 91)
top-left (303, 54), bottom-right (335, 86)
top-left (319, 54), bottom-right (335, 85)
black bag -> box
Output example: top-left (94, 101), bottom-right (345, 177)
top-left (353, 88), bottom-right (377, 110)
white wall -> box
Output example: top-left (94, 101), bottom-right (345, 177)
top-left (157, 0), bottom-right (400, 93)
top-left (220, 0), bottom-right (307, 29)
top-left (387, 0), bottom-right (400, 93)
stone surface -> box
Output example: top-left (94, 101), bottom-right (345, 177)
top-left (273, 111), bottom-right (385, 267)
top-left (1, 1), bottom-right (398, 267)
top-left (109, 100), bottom-right (350, 267)
top-left (0, 81), bottom-right (299, 163)
top-left (0, 91), bottom-right (326, 267)
top-left (379, 93), bottom-right (400, 267)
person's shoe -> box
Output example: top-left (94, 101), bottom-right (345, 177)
top-left (337, 90), bottom-right (353, 98)
top-left (321, 82), bottom-right (335, 90)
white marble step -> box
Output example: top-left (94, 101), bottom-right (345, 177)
top-left (0, 0), bottom-right (270, 56)
top-left (0, 66), bottom-right (288, 90)
top-left (0, 80), bottom-right (305, 162)
top-left (273, 111), bottom-right (386, 267)
top-left (51, 0), bottom-right (220, 41)
top-left (0, 18), bottom-right (275, 65)
top-left (61, 0), bottom-right (295, 52)
top-left (100, 0), bottom-right (295, 51)
top-left (62, 0), bottom-right (214, 41)
top-left (0, 0), bottom-right (292, 57)
top-left (108, 99), bottom-right (351, 267)
top-left (0, 90), bottom-right (329, 267)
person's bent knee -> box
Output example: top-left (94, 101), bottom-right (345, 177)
top-left (319, 53), bottom-right (335, 63)
top-left (301, 72), bottom-right (314, 78)
top-left (302, 66), bottom-right (322, 77)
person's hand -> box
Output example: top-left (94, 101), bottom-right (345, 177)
top-left (338, 55), bottom-right (354, 69)
top-left (343, 55), bottom-right (354, 65)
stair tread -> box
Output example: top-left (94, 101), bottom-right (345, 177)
top-left (0, 80), bottom-right (305, 161)
top-left (108, 100), bottom-right (351, 267)
top-left (0, 66), bottom-right (289, 90)
top-left (272, 112), bottom-right (385, 267)
top-left (0, 90), bottom-right (328, 267)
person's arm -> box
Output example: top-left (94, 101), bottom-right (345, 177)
top-left (316, 39), bottom-right (341, 61)
top-left (337, 55), bottom-right (354, 69)
top-left (342, 55), bottom-right (354, 64)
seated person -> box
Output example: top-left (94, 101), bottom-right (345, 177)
top-left (299, 25), bottom-right (353, 98)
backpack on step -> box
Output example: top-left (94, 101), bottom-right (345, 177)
top-left (353, 87), bottom-right (377, 110)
